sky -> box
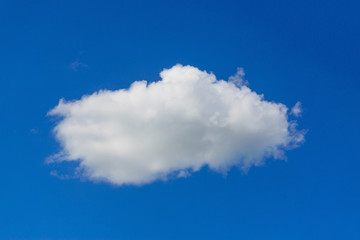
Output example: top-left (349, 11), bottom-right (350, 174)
top-left (1, 0), bottom-right (360, 239)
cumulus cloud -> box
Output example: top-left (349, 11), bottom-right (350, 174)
top-left (48, 64), bottom-right (305, 186)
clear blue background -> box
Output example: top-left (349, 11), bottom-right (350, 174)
top-left (1, 0), bottom-right (359, 239)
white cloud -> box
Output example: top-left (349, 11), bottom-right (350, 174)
top-left (48, 64), bottom-right (305, 186)
top-left (228, 67), bottom-right (247, 87)
top-left (291, 101), bottom-right (302, 117)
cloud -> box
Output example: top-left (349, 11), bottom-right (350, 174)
top-left (48, 64), bottom-right (305, 186)
top-left (291, 101), bottom-right (302, 117)
top-left (228, 67), bottom-right (247, 87)
top-left (70, 61), bottom-right (88, 71)
top-left (30, 128), bottom-right (38, 134)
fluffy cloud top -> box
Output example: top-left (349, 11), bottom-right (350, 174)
top-left (48, 64), bottom-right (304, 185)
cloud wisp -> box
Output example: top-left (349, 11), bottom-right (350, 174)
top-left (70, 61), bottom-right (88, 71)
top-left (291, 101), bottom-right (303, 117)
top-left (48, 64), bottom-right (305, 186)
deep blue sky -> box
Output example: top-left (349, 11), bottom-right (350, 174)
top-left (1, 0), bottom-right (360, 239)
